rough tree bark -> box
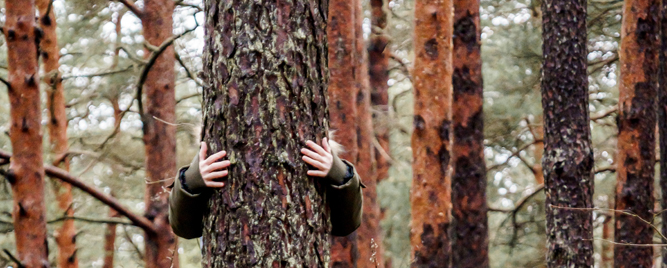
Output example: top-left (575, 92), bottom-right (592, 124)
top-left (37, 0), bottom-right (78, 266)
top-left (369, 0), bottom-right (391, 183)
top-left (354, 0), bottom-right (384, 266)
top-left (4, 1), bottom-right (50, 266)
top-left (451, 0), bottom-right (488, 266)
top-left (327, 0), bottom-right (360, 265)
top-left (615, 1), bottom-right (660, 267)
top-left (410, 0), bottom-right (453, 266)
top-left (200, 0), bottom-right (331, 266)
top-left (660, 0), bottom-right (667, 266)
top-left (541, 0), bottom-right (594, 267)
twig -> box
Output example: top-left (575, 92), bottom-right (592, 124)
top-left (175, 52), bottom-right (203, 87)
top-left (2, 249), bottom-right (24, 268)
top-left (48, 216), bottom-right (134, 226)
top-left (115, 0), bottom-right (143, 17)
top-left (176, 93), bottom-right (201, 104)
top-left (62, 65), bottom-right (134, 80)
top-left (0, 77), bottom-right (10, 90)
top-left (590, 107), bottom-right (618, 121)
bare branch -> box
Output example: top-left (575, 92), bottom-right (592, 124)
top-left (115, 0), bottom-right (143, 18)
top-left (0, 77), bottom-right (10, 90)
top-left (175, 52), bottom-right (203, 87)
top-left (2, 249), bottom-right (24, 268)
top-left (48, 216), bottom-right (134, 226)
top-left (62, 65), bottom-right (135, 80)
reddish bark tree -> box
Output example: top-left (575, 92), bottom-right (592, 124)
top-left (37, 0), bottom-right (79, 266)
top-left (328, 0), bottom-right (361, 265)
top-left (615, 0), bottom-right (660, 267)
top-left (451, 0), bottom-right (488, 266)
top-left (199, 0), bottom-right (332, 265)
top-left (410, 0), bottom-right (453, 266)
top-left (103, 208), bottom-right (120, 268)
top-left (354, 0), bottom-right (384, 266)
top-left (369, 0), bottom-right (391, 183)
top-left (4, 1), bottom-right (50, 266)
top-left (660, 0), bottom-right (667, 266)
top-left (541, 0), bottom-right (594, 267)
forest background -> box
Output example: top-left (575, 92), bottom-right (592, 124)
top-left (0, 0), bottom-right (625, 267)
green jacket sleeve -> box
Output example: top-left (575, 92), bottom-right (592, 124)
top-left (168, 154), bottom-right (209, 239)
top-left (326, 153), bottom-right (365, 237)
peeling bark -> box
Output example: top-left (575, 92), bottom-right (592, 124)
top-left (5, 1), bottom-right (50, 266)
top-left (141, 0), bottom-right (179, 267)
top-left (354, 0), bottom-right (384, 266)
top-left (410, 0), bottom-right (453, 266)
top-left (615, 1), bottom-right (660, 267)
top-left (328, 0), bottom-right (360, 265)
top-left (541, 1), bottom-right (594, 267)
top-left (37, 0), bottom-right (78, 266)
top-left (369, 0), bottom-right (390, 183)
top-left (200, 0), bottom-right (331, 266)
top-left (451, 0), bottom-right (488, 266)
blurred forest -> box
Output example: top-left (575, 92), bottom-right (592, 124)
top-left (0, 0), bottom-right (634, 267)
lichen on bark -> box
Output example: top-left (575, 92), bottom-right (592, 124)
top-left (200, 0), bottom-right (332, 266)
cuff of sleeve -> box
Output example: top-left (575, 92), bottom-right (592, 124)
top-left (324, 153), bottom-right (347, 185)
top-left (182, 153), bottom-right (207, 194)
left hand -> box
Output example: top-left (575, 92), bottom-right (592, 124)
top-left (301, 138), bottom-right (334, 177)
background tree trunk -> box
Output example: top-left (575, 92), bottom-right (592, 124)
top-left (541, 0), bottom-right (594, 267)
top-left (354, 0), bottom-right (384, 266)
top-left (660, 0), bottom-right (667, 266)
top-left (451, 0), bottom-right (488, 266)
top-left (327, 0), bottom-right (360, 265)
top-left (369, 0), bottom-right (391, 183)
top-left (5, 1), bottom-right (50, 266)
top-left (614, 1), bottom-right (660, 267)
top-left (410, 0), bottom-right (453, 266)
top-left (102, 208), bottom-right (120, 268)
top-left (140, 0), bottom-right (179, 267)
top-left (200, 0), bottom-right (331, 266)
top-left (37, 0), bottom-right (79, 266)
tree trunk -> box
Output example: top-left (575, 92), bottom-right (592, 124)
top-left (200, 0), bottom-right (331, 266)
top-left (541, 1), bottom-right (594, 267)
top-left (37, 1), bottom-right (79, 267)
top-left (103, 208), bottom-right (120, 268)
top-left (614, 1), bottom-right (660, 267)
top-left (410, 0), bottom-right (453, 266)
top-left (354, 0), bottom-right (384, 267)
top-left (660, 0), bottom-right (667, 266)
top-left (140, 1), bottom-right (179, 267)
top-left (369, 0), bottom-right (390, 183)
top-left (451, 0), bottom-right (488, 267)
top-left (327, 0), bottom-right (360, 265)
top-left (5, 1), bottom-right (50, 267)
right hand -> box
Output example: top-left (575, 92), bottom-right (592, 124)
top-left (199, 142), bottom-right (230, 188)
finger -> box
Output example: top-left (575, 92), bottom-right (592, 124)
top-left (199, 142), bottom-right (207, 161)
top-left (204, 170), bottom-right (228, 180)
top-left (322, 137), bottom-right (331, 153)
top-left (205, 181), bottom-right (225, 188)
top-left (301, 148), bottom-right (324, 162)
top-left (307, 170), bottom-right (328, 177)
top-left (204, 150), bottom-right (227, 165)
top-left (302, 156), bottom-right (326, 170)
top-left (306, 140), bottom-right (327, 156)
top-left (207, 160), bottom-right (231, 171)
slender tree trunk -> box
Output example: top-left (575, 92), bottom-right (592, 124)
top-left (5, 1), bottom-right (50, 267)
top-left (103, 208), bottom-right (120, 268)
top-left (354, 1), bottom-right (384, 266)
top-left (36, 1), bottom-right (79, 267)
top-left (410, 0), bottom-right (453, 266)
top-left (451, 0), bottom-right (488, 267)
top-left (141, 0), bottom-right (179, 267)
top-left (328, 0), bottom-right (360, 265)
top-left (615, 1), bottom-right (660, 267)
top-left (541, 1), bottom-right (594, 267)
top-left (369, 0), bottom-right (391, 183)
top-left (659, 0), bottom-right (667, 266)
top-left (200, 0), bottom-right (331, 266)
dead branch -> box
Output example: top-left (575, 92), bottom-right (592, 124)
top-left (115, 0), bottom-right (143, 18)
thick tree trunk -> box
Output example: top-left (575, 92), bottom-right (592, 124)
top-left (327, 0), bottom-right (360, 265)
top-left (140, 1), bottom-right (179, 267)
top-left (200, 0), bottom-right (331, 266)
top-left (614, 1), bottom-right (660, 267)
top-left (410, 0), bottom-right (453, 266)
top-left (368, 0), bottom-right (390, 183)
top-left (5, 1), bottom-right (50, 267)
top-left (541, 1), bottom-right (594, 267)
top-left (451, 0), bottom-right (488, 267)
top-left (354, 1), bottom-right (384, 267)
top-left (37, 1), bottom-right (79, 267)
top-left (660, 0), bottom-right (667, 266)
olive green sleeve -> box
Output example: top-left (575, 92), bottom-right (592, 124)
top-left (326, 154), bottom-right (365, 237)
top-left (168, 154), bottom-right (210, 239)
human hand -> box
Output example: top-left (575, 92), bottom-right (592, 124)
top-left (198, 142), bottom-right (230, 188)
top-left (301, 138), bottom-right (334, 177)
